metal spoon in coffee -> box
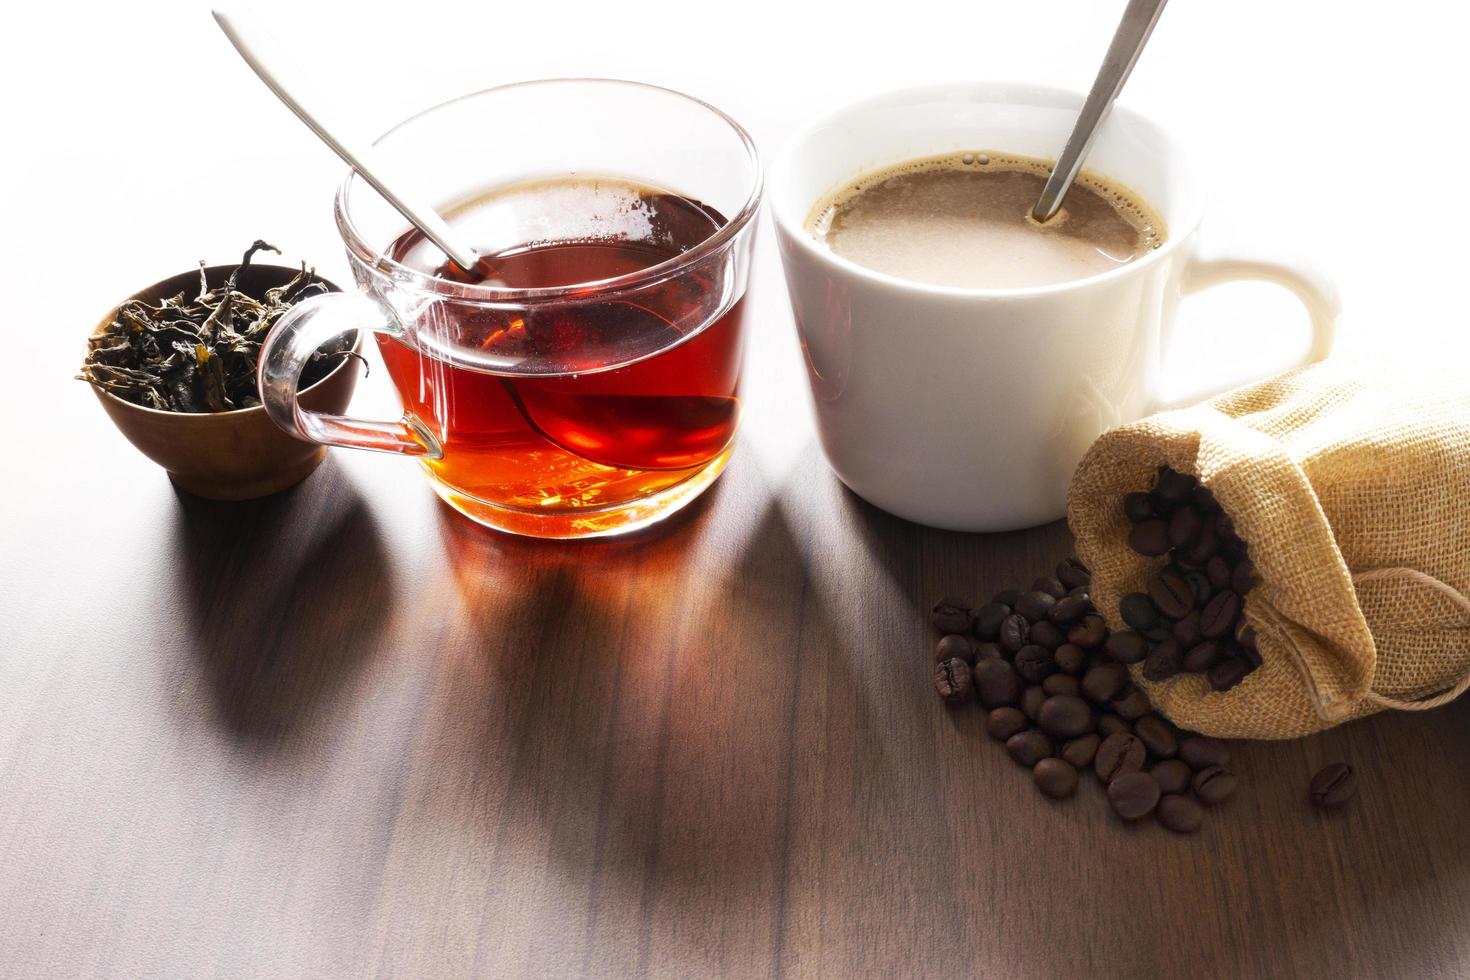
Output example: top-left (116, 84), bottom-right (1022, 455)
top-left (1032, 0), bottom-right (1170, 223)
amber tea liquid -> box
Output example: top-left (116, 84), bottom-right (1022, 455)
top-left (381, 177), bottom-right (745, 536)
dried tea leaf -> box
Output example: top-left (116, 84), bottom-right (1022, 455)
top-left (79, 241), bottom-right (351, 413)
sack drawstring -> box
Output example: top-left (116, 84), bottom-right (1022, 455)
top-left (1355, 567), bottom-right (1470, 711)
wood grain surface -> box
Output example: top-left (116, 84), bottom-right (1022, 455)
top-left (6, 400), bottom-right (1470, 978)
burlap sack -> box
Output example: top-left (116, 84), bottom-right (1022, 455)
top-left (1067, 360), bottom-right (1470, 739)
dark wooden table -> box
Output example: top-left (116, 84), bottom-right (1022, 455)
top-left (7, 249), bottom-right (1470, 979)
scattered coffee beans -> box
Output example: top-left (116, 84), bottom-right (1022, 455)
top-left (935, 633), bottom-right (975, 664)
top-left (1309, 762), bottom-right (1357, 809)
top-left (1192, 765), bottom-right (1239, 805)
top-left (986, 707), bottom-right (1028, 741)
top-left (1034, 758), bottom-right (1079, 799)
top-left (1120, 466), bottom-right (1259, 689)
top-left (1095, 732), bottom-right (1147, 782)
top-left (932, 597), bottom-right (973, 634)
top-left (1007, 730), bottom-right (1052, 767)
top-left (1061, 734), bottom-right (1100, 768)
top-left (1107, 771), bottom-right (1161, 820)
top-left (973, 659), bottom-right (1022, 708)
top-left (934, 658), bottom-right (974, 705)
top-left (1151, 759), bottom-right (1192, 795)
top-left (1156, 794), bottom-right (1204, 833)
top-left (929, 557), bottom-right (1246, 834)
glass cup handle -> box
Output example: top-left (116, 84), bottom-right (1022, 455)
top-left (259, 292), bottom-right (441, 457)
top-left (1153, 240), bottom-right (1341, 411)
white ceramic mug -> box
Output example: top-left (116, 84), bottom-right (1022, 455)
top-left (770, 82), bottom-right (1338, 532)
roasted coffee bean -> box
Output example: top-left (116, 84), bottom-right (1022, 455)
top-left (986, 706), bottom-right (1028, 741)
top-left (1157, 794), bottom-right (1204, 833)
top-left (1151, 759), bottom-right (1193, 795)
top-left (1097, 715), bottom-right (1132, 738)
top-left (1032, 576), bottom-right (1067, 599)
top-left (1095, 732), bottom-right (1147, 782)
top-left (1237, 641), bottom-right (1263, 669)
top-left (1148, 570), bottom-right (1194, 620)
top-left (992, 589), bottom-right (1022, 608)
top-left (1172, 609), bottom-right (1203, 648)
top-left (1006, 730), bottom-right (1052, 767)
top-left (1185, 522), bottom-right (1219, 564)
top-left (1178, 736), bottom-right (1231, 770)
top-left (1028, 620), bottom-right (1067, 651)
top-left (1182, 570), bottom-right (1211, 605)
top-left (1207, 656), bottom-right (1248, 692)
top-left (974, 641), bottom-right (1006, 661)
top-left (1067, 585), bottom-right (1091, 600)
top-left (1061, 734), bottom-right (1100, 768)
top-left (1081, 662), bottom-right (1129, 703)
top-left (1054, 643), bottom-right (1087, 675)
top-left (999, 614), bottom-right (1030, 653)
top-left (1104, 630), bottom-right (1149, 664)
top-left (1168, 505), bottom-right (1201, 548)
top-left (972, 602), bottom-right (1011, 640)
top-left (1038, 695), bottom-right (1094, 739)
top-left (1056, 557), bottom-right (1091, 591)
top-left (1142, 640), bottom-right (1183, 682)
top-left (1153, 467), bottom-right (1197, 505)
top-left (1068, 614), bottom-right (1108, 649)
top-left (1049, 594), bottom-right (1091, 626)
top-left (935, 633), bottom-right (975, 664)
top-left (1021, 685), bottom-right (1047, 721)
top-left (1231, 557), bottom-right (1256, 594)
top-left (1128, 519), bottom-right (1171, 557)
top-left (1133, 715), bottom-right (1178, 758)
top-left (1119, 592), bottom-right (1161, 632)
top-left (1042, 673), bottom-right (1080, 697)
top-left (1192, 765), bottom-right (1238, 804)
top-left (1123, 491), bottom-right (1155, 523)
top-left (1183, 640), bottom-right (1222, 673)
top-left (1206, 555), bottom-right (1232, 591)
top-left (931, 597), bottom-right (973, 634)
top-left (934, 658), bottom-right (974, 705)
top-left (1107, 772), bottom-right (1161, 820)
top-left (1015, 645), bottom-right (1059, 683)
top-left (1309, 762), bottom-right (1357, 809)
top-left (1111, 687), bottom-right (1153, 721)
top-left (1015, 590), bottom-right (1057, 623)
top-left (973, 659), bottom-right (1023, 708)
top-left (1238, 624), bottom-right (1258, 651)
top-left (1200, 590), bottom-right (1242, 638)
top-left (1033, 757), bottom-right (1079, 799)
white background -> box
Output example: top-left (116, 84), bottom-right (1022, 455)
top-left (3, 0), bottom-right (1467, 496)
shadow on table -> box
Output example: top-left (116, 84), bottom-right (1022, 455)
top-left (421, 452), bottom-right (869, 963)
top-left (167, 458), bottom-right (393, 748)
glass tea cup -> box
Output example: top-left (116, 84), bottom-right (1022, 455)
top-left (260, 79), bottom-right (761, 538)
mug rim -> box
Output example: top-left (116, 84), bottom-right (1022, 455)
top-left (768, 80), bottom-right (1203, 300)
top-left (335, 77), bottom-right (763, 302)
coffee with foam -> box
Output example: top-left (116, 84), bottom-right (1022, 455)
top-left (807, 152), bottom-right (1165, 289)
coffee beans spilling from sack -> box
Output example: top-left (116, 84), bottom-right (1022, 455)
top-left (1068, 362), bottom-right (1470, 739)
top-left (930, 558), bottom-right (1241, 833)
top-left (1118, 466), bottom-right (1260, 692)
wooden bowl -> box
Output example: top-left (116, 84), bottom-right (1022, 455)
top-left (88, 263), bottom-right (362, 500)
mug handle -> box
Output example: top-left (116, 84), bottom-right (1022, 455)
top-left (259, 292), bottom-right (442, 457)
top-left (1154, 240), bottom-right (1341, 410)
